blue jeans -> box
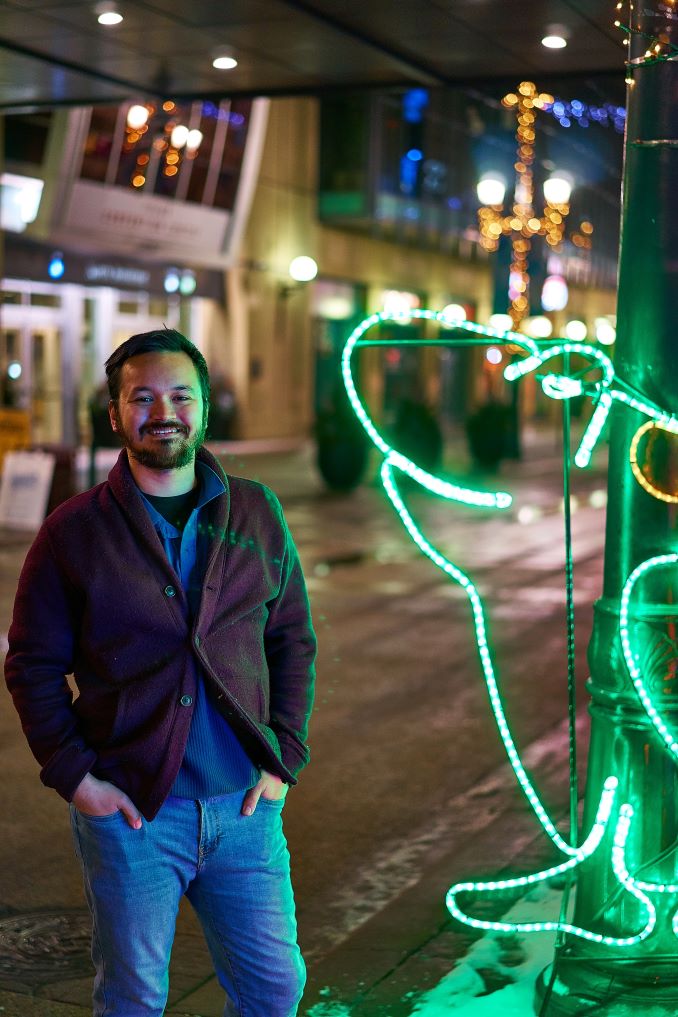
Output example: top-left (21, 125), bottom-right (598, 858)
top-left (70, 791), bottom-right (305, 1017)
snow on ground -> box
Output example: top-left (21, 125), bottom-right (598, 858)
top-left (305, 1002), bottom-right (352, 1017)
top-left (306, 887), bottom-right (559, 1017)
top-left (307, 884), bottom-right (675, 1016)
top-left (409, 885), bottom-right (558, 1016)
top-left (411, 886), bottom-right (674, 1017)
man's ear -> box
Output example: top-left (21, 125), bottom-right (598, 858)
top-left (108, 400), bottom-right (118, 431)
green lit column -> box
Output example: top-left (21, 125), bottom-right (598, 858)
top-left (535, 6), bottom-right (678, 1014)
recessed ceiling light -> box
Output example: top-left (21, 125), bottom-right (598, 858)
top-left (96, 2), bottom-right (123, 25)
top-left (542, 34), bottom-right (567, 48)
top-left (212, 47), bottom-right (238, 70)
top-left (542, 24), bottom-right (568, 48)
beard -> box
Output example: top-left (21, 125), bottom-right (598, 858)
top-left (113, 412), bottom-right (209, 470)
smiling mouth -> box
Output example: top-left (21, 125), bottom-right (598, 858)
top-left (144, 427), bottom-right (186, 437)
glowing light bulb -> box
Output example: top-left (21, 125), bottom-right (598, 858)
top-left (212, 48), bottom-right (238, 70)
top-left (289, 256), bottom-right (318, 282)
top-left (542, 34), bottom-right (567, 48)
top-left (477, 174), bottom-right (506, 206)
top-left (524, 315), bottom-right (553, 338)
top-left (170, 125), bottom-right (189, 149)
top-left (163, 269), bottom-right (180, 294)
top-left (186, 129), bottom-right (203, 151)
top-left (440, 304), bottom-right (466, 326)
top-left (179, 270), bottom-right (197, 295)
top-left (595, 317), bottom-right (616, 345)
top-left (488, 313), bottom-right (513, 333)
top-left (541, 275), bottom-right (569, 312)
top-left (48, 252), bottom-right (65, 279)
top-left (96, 1), bottom-right (123, 25)
top-left (565, 319), bottom-right (587, 341)
top-left (543, 173), bottom-right (573, 205)
top-left (127, 105), bottom-right (149, 130)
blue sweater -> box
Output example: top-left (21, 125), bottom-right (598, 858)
top-left (140, 461), bottom-right (259, 798)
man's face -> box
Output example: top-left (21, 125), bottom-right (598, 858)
top-left (109, 351), bottom-right (208, 470)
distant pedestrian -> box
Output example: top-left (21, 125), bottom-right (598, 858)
top-left (5, 328), bottom-right (317, 1017)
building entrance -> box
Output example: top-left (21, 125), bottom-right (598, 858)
top-left (1, 284), bottom-right (66, 444)
top-left (1, 278), bottom-right (200, 449)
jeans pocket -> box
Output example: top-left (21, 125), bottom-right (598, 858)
top-left (74, 808), bottom-right (122, 823)
top-left (258, 794), bottom-right (286, 809)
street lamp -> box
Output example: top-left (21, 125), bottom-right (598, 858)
top-left (278, 255), bottom-right (318, 298)
top-left (476, 81), bottom-right (573, 330)
top-left (475, 81), bottom-right (574, 458)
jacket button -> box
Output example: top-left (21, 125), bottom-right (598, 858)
top-left (180, 694), bottom-right (193, 706)
top-left (164, 585), bottom-right (176, 598)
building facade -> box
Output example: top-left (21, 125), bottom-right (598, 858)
top-left (1, 90), bottom-right (619, 450)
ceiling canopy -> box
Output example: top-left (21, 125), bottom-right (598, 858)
top-left (0, 0), bottom-right (625, 111)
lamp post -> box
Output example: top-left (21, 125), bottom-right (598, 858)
top-left (476, 81), bottom-right (573, 331)
top-left (476, 81), bottom-right (573, 457)
top-left (532, 3), bottom-right (678, 1012)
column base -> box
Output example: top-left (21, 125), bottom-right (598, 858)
top-left (534, 960), bottom-right (678, 1015)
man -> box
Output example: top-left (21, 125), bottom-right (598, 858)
top-left (5, 329), bottom-right (316, 1017)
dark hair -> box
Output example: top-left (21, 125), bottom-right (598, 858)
top-left (105, 329), bottom-right (210, 406)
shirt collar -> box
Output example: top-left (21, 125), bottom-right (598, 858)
top-left (138, 459), bottom-right (226, 537)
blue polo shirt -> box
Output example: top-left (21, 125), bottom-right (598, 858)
top-left (139, 461), bottom-right (259, 798)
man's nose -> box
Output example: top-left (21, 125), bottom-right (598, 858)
top-left (151, 396), bottom-right (176, 417)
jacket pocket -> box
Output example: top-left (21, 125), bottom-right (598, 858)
top-left (218, 674), bottom-right (267, 722)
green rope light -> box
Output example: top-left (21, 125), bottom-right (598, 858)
top-left (447, 791), bottom-right (657, 946)
top-left (381, 457), bottom-right (605, 855)
top-left (620, 555), bottom-right (678, 758)
top-left (341, 310), bottom-right (678, 944)
top-left (341, 311), bottom-right (541, 511)
top-left (503, 341), bottom-right (615, 468)
top-left (504, 341), bottom-right (678, 469)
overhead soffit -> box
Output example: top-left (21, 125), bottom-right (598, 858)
top-left (0, 0), bottom-right (626, 111)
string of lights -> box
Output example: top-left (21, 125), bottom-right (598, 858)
top-left (629, 422), bottom-right (678, 504)
top-left (613, 0), bottom-right (678, 83)
top-left (342, 309), bottom-right (678, 943)
top-left (545, 98), bottom-right (626, 132)
top-left (614, 4), bottom-right (678, 60)
top-left (620, 555), bottom-right (678, 760)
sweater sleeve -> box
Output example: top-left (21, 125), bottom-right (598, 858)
top-left (4, 525), bottom-right (98, 801)
top-left (263, 500), bottom-right (317, 779)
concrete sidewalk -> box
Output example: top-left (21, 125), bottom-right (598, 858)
top-left (0, 427), bottom-right (608, 1016)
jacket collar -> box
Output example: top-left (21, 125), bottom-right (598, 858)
top-left (107, 445), bottom-right (231, 562)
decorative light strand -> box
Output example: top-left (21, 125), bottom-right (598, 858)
top-left (541, 374), bottom-right (584, 401)
top-left (381, 457), bottom-right (616, 858)
top-left (546, 97), bottom-right (626, 133)
top-left (620, 554), bottom-right (678, 759)
top-left (341, 309), bottom-right (678, 943)
top-left (629, 422), bottom-right (678, 505)
top-left (614, 3), bottom-right (678, 65)
top-left (341, 310), bottom-right (540, 511)
top-left (447, 786), bottom-right (656, 946)
top-left (575, 392), bottom-right (614, 468)
top-left (610, 388), bottom-right (678, 433)
top-left (502, 342), bottom-right (678, 471)
top-left (382, 457), bottom-right (636, 939)
top-left (503, 342), bottom-right (616, 467)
